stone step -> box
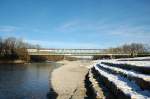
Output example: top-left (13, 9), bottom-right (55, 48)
top-left (101, 62), bottom-right (150, 74)
top-left (93, 65), bottom-right (150, 99)
top-left (96, 64), bottom-right (150, 90)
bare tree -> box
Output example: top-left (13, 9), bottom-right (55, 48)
top-left (0, 36), bottom-right (43, 61)
top-left (104, 43), bottom-right (147, 55)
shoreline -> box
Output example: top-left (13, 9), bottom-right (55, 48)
top-left (0, 60), bottom-right (26, 64)
top-left (50, 60), bottom-right (93, 99)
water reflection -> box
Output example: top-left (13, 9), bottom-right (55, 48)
top-left (0, 62), bottom-right (60, 99)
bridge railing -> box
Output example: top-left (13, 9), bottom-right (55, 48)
top-left (27, 48), bottom-right (132, 56)
top-left (28, 51), bottom-right (131, 56)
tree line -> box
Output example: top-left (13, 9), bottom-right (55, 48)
top-left (0, 37), bottom-right (150, 61)
top-left (0, 37), bottom-right (40, 61)
top-left (104, 43), bottom-right (150, 56)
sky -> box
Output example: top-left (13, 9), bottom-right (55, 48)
top-left (0, 0), bottom-right (150, 48)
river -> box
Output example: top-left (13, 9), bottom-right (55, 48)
top-left (0, 62), bottom-right (61, 99)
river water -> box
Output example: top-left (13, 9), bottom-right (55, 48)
top-left (0, 62), bottom-right (61, 99)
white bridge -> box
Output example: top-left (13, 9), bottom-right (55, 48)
top-left (27, 49), bottom-right (130, 56)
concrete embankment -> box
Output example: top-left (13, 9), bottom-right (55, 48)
top-left (90, 61), bottom-right (150, 99)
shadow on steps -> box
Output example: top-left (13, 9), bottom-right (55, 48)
top-left (84, 72), bottom-right (97, 99)
top-left (47, 88), bottom-right (58, 99)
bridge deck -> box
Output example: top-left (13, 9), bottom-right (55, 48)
top-left (27, 49), bottom-right (131, 56)
top-left (29, 52), bottom-right (130, 56)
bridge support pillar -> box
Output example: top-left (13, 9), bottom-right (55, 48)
top-left (110, 55), bottom-right (113, 59)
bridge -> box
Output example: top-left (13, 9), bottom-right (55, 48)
top-left (27, 48), bottom-right (130, 57)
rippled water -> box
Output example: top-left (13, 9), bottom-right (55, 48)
top-left (0, 62), bottom-right (60, 99)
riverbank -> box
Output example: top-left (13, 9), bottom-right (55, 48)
top-left (0, 60), bottom-right (26, 64)
top-left (51, 60), bottom-right (93, 99)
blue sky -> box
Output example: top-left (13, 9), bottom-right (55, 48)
top-left (0, 0), bottom-right (150, 48)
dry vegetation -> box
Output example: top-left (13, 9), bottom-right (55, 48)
top-left (0, 37), bottom-right (39, 62)
top-left (104, 43), bottom-right (150, 55)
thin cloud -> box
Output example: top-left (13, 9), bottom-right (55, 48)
top-left (0, 26), bottom-right (18, 33)
top-left (107, 24), bottom-right (150, 37)
top-left (55, 20), bottom-right (150, 38)
top-left (56, 21), bottom-right (79, 32)
top-left (25, 39), bottom-right (100, 49)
